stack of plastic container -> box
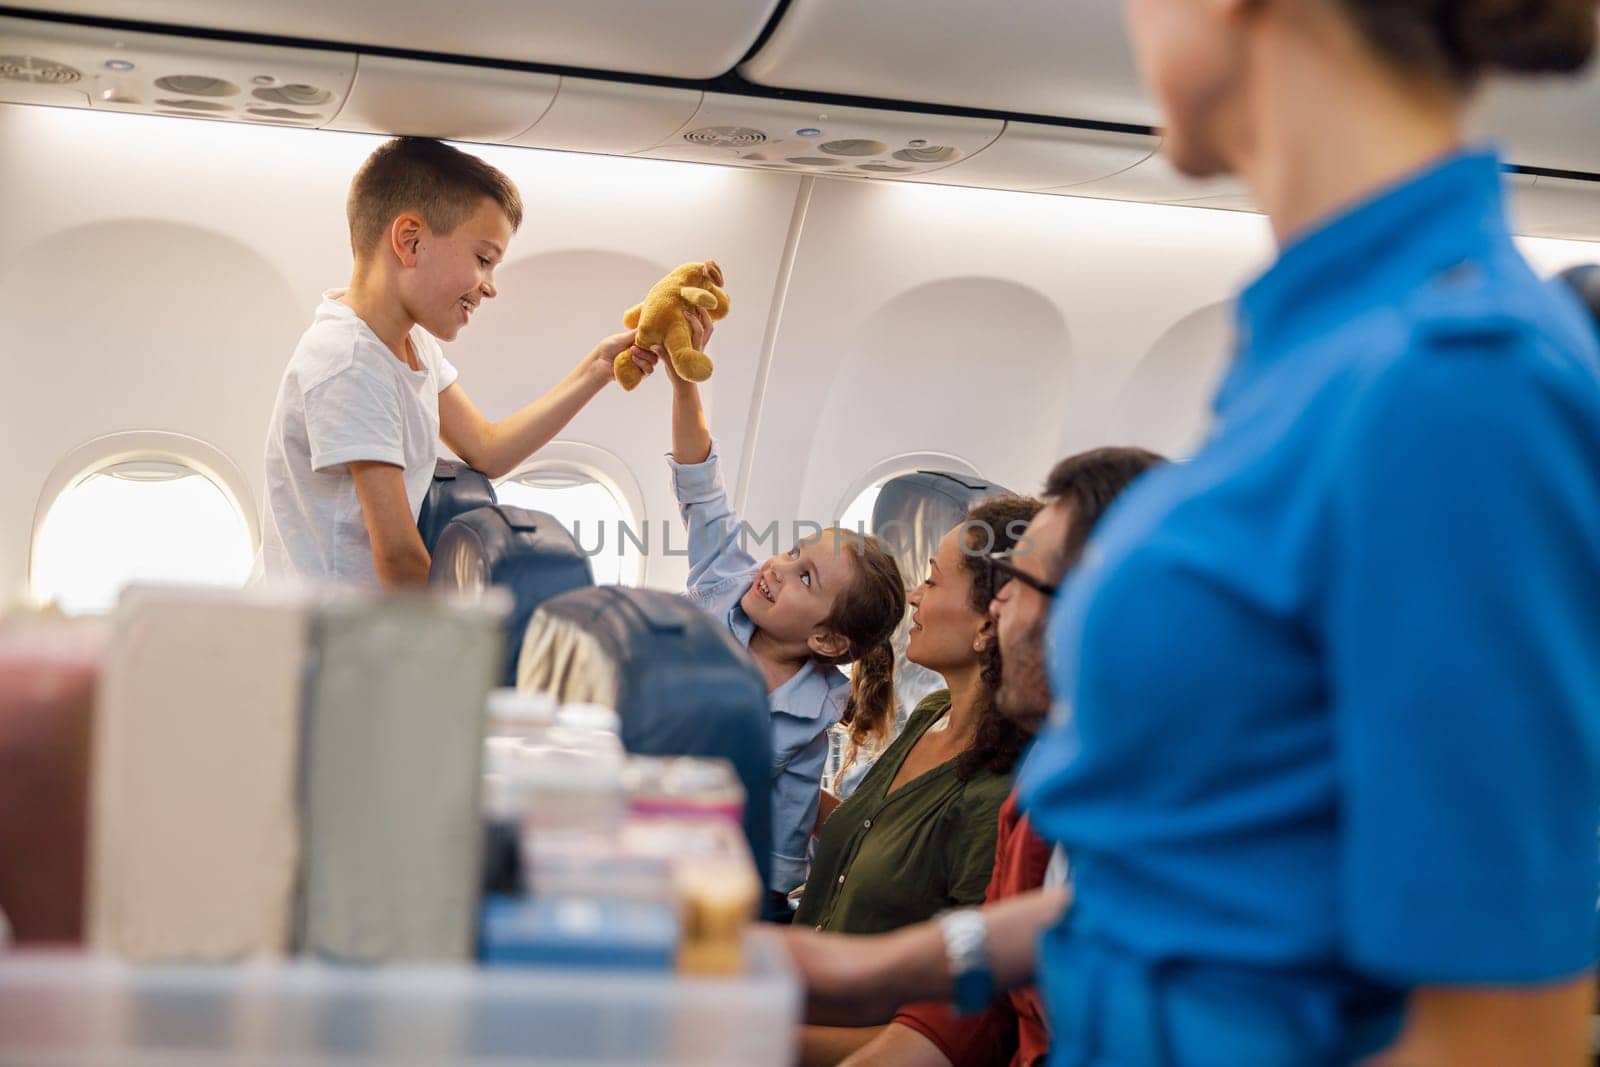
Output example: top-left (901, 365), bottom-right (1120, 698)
top-left (0, 597), bottom-right (797, 1066)
top-left (479, 691), bottom-right (764, 981)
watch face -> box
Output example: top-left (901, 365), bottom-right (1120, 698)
top-left (940, 909), bottom-right (994, 1014)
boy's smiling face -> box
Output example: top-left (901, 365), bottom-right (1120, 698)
top-left (398, 196), bottom-right (513, 342)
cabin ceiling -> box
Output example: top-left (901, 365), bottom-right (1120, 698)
top-left (1, 2), bottom-right (1598, 238)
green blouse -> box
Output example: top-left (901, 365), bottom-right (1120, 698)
top-left (794, 690), bottom-right (1013, 935)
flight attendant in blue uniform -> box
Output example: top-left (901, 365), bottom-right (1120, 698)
top-left (1017, 1), bottom-right (1600, 1064)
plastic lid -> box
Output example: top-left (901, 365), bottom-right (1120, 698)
top-left (624, 756), bottom-right (742, 799)
top-left (487, 688), bottom-right (558, 725)
top-left (556, 702), bottom-right (622, 735)
top-left (519, 745), bottom-right (626, 787)
top-left (663, 757), bottom-right (740, 795)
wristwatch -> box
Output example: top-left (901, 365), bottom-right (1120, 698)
top-left (938, 907), bottom-right (994, 1015)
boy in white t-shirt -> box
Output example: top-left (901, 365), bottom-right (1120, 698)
top-left (258, 137), bottom-right (655, 587)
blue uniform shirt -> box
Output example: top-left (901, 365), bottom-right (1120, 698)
top-left (669, 447), bottom-right (849, 894)
top-left (1018, 149), bottom-right (1600, 1065)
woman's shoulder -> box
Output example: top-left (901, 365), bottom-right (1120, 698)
top-left (910, 689), bottom-right (952, 721)
top-left (955, 765), bottom-right (1015, 810)
top-left (1333, 290), bottom-right (1600, 471)
top-left (934, 764), bottom-right (1011, 851)
top-left (875, 689), bottom-right (951, 758)
top-left (1350, 256), bottom-right (1600, 402)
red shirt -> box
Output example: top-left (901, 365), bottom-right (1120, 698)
top-left (893, 791), bottom-right (1053, 1066)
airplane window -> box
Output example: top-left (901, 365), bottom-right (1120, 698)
top-left (832, 462), bottom-right (994, 742)
top-left (837, 484), bottom-right (882, 537)
top-left (31, 461), bottom-right (253, 615)
top-left (496, 470), bottom-right (639, 586)
top-left (835, 481), bottom-right (887, 685)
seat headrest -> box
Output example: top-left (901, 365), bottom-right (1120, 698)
top-left (416, 460), bottom-right (497, 554)
top-left (1555, 264), bottom-right (1600, 329)
top-left (429, 505), bottom-right (594, 686)
top-left (869, 470), bottom-right (1013, 715)
top-left (516, 586), bottom-right (772, 893)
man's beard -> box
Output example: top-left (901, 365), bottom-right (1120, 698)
top-left (996, 673), bottom-right (1048, 733)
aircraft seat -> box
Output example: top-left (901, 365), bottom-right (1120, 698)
top-left (429, 506), bottom-right (594, 686)
top-left (1555, 264), bottom-right (1600, 329)
top-left (868, 470), bottom-right (1013, 723)
top-left (514, 586), bottom-right (774, 899)
top-left (417, 460), bottom-right (497, 554)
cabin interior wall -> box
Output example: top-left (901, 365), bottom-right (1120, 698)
top-left (2, 101), bottom-right (1597, 605)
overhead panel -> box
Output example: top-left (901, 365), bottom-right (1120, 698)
top-left (1157, 192), bottom-right (1262, 215)
top-left (740, 0), bottom-right (1158, 129)
top-left (1470, 56), bottom-right (1600, 175)
top-left (636, 92), bottom-right (1003, 182)
top-left (323, 55), bottom-right (557, 141)
top-left (1053, 149), bottom-right (1255, 209)
top-left (0, 0), bottom-right (784, 80)
top-left (0, 14), bottom-right (354, 129)
top-left (1507, 173), bottom-right (1600, 242)
top-left (914, 122), bottom-right (1157, 193)
top-left (511, 78), bottom-right (702, 156)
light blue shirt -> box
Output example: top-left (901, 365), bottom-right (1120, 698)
top-left (669, 447), bottom-right (849, 894)
top-left (1019, 149), bottom-right (1600, 1065)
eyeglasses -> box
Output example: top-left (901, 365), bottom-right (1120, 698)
top-left (984, 551), bottom-right (1058, 599)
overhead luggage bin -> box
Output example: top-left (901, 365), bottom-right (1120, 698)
top-left (322, 55), bottom-right (557, 142)
top-left (739, 0), bottom-right (1160, 130)
top-left (0, 0), bottom-right (786, 81)
top-left (634, 91), bottom-right (1002, 181)
top-left (0, 14), bottom-right (355, 128)
top-left (914, 121), bottom-right (1157, 193)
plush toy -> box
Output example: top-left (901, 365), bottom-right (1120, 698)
top-left (615, 260), bottom-right (730, 390)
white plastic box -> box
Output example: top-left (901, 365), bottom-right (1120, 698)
top-left (0, 934), bottom-right (798, 1066)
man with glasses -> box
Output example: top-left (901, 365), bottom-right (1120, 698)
top-left (786, 446), bottom-right (1162, 1067)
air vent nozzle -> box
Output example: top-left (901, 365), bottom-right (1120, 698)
top-left (154, 75), bottom-right (238, 97)
top-left (156, 98), bottom-right (233, 112)
top-left (247, 106), bottom-right (320, 119)
top-left (0, 55), bottom-right (82, 84)
top-left (253, 83), bottom-right (331, 107)
top-left (821, 139), bottom-right (887, 157)
top-left (683, 126), bottom-right (767, 148)
top-left (892, 146), bottom-right (961, 164)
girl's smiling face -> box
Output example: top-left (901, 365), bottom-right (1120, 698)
top-left (741, 529), bottom-right (861, 656)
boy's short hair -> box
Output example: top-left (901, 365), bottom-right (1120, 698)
top-left (1043, 447), bottom-right (1164, 568)
top-left (346, 137), bottom-right (523, 259)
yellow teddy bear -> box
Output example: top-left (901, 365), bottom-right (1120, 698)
top-left (615, 260), bottom-right (731, 390)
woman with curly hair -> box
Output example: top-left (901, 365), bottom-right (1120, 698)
top-left (795, 494), bottom-right (1041, 1064)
